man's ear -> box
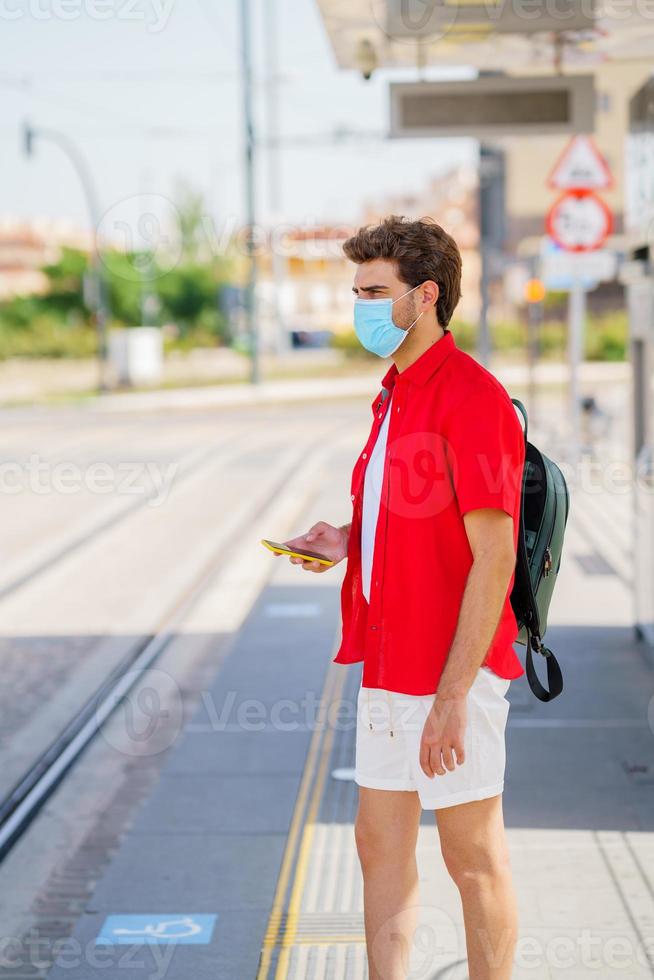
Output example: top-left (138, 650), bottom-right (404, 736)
top-left (421, 280), bottom-right (439, 309)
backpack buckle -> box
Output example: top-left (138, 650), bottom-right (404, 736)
top-left (530, 633), bottom-right (551, 658)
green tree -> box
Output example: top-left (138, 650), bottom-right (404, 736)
top-left (157, 262), bottom-right (227, 341)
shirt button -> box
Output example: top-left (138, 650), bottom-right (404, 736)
top-left (362, 452), bottom-right (367, 459)
top-left (370, 625), bottom-right (378, 631)
top-left (351, 493), bottom-right (355, 501)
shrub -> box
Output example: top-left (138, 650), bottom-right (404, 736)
top-left (584, 311), bottom-right (627, 361)
top-left (0, 315), bottom-right (97, 359)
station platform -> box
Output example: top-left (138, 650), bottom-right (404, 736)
top-left (44, 556), bottom-right (654, 978)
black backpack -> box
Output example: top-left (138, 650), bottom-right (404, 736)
top-left (510, 399), bottom-right (570, 702)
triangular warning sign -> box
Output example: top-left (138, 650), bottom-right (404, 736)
top-left (547, 135), bottom-right (613, 191)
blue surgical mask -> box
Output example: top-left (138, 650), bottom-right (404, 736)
top-left (353, 284), bottom-right (424, 358)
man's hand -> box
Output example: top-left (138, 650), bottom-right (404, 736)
top-left (419, 696), bottom-right (467, 778)
top-left (279, 521), bottom-right (349, 574)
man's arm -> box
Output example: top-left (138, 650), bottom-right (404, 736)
top-left (419, 507), bottom-right (517, 779)
top-left (418, 384), bottom-right (524, 777)
top-left (436, 508), bottom-right (516, 700)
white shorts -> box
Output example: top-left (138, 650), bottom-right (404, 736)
top-left (354, 666), bottom-right (511, 810)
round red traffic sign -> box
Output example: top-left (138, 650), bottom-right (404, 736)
top-left (545, 190), bottom-right (613, 252)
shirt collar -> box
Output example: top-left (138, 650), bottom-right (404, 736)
top-left (380, 329), bottom-right (456, 393)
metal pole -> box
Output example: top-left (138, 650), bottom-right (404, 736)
top-left (139, 169), bottom-right (157, 327)
top-left (240, 0), bottom-right (260, 384)
top-left (526, 257), bottom-right (542, 428)
top-left (527, 298), bottom-right (542, 428)
top-left (23, 121), bottom-right (109, 391)
top-left (568, 276), bottom-right (585, 464)
top-left (479, 241), bottom-right (491, 367)
top-left (478, 143), bottom-right (506, 369)
top-left (264, 0), bottom-right (288, 355)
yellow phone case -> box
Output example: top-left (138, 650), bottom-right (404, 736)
top-left (260, 538), bottom-right (334, 566)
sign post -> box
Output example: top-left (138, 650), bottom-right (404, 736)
top-left (544, 135), bottom-right (614, 463)
top-left (524, 276), bottom-right (545, 425)
top-left (568, 275), bottom-right (586, 463)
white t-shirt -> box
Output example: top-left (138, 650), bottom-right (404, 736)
top-left (361, 393), bottom-right (393, 603)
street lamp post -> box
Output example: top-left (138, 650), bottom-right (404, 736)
top-left (240, 0), bottom-right (260, 385)
top-left (264, 0), bottom-right (288, 356)
top-left (23, 121), bottom-right (109, 391)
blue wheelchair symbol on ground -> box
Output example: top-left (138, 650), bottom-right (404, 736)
top-left (96, 914), bottom-right (217, 944)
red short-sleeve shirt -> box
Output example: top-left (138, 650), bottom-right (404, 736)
top-left (333, 329), bottom-right (526, 695)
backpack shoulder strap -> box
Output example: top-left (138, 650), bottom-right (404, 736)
top-left (512, 397), bottom-right (528, 443)
top-left (511, 397), bottom-right (541, 634)
top-left (511, 397), bottom-right (564, 702)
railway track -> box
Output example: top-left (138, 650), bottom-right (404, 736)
top-left (0, 424), bottom-right (251, 601)
top-left (0, 413), bottom-right (349, 862)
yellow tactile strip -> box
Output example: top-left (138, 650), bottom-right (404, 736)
top-left (256, 656), bottom-right (370, 979)
top-left (285, 943), bottom-right (369, 978)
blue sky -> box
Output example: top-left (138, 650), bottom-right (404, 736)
top-left (1, 0), bottom-right (475, 235)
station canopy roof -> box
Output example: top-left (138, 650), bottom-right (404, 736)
top-left (315, 0), bottom-right (654, 72)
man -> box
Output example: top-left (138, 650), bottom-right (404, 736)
top-left (282, 215), bottom-right (526, 980)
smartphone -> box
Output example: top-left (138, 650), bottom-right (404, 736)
top-left (261, 538), bottom-right (335, 567)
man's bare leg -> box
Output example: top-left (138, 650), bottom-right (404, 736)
top-left (436, 794), bottom-right (518, 980)
top-left (355, 787), bottom-right (422, 980)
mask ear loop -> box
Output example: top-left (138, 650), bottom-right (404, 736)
top-left (392, 283), bottom-right (421, 305)
top-left (392, 283), bottom-right (424, 335)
